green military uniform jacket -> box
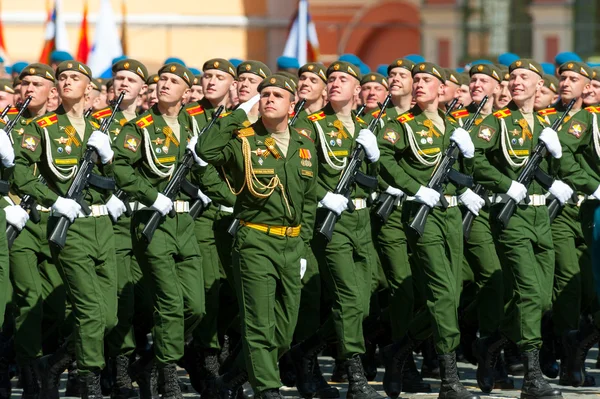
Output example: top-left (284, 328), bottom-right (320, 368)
top-left (90, 106), bottom-right (131, 144)
top-left (450, 103), bottom-right (488, 128)
top-left (12, 106), bottom-right (112, 207)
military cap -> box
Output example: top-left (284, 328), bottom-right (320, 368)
top-left (229, 58), bottom-right (243, 68)
top-left (274, 71), bottom-right (298, 89)
top-left (12, 76), bottom-right (21, 87)
top-left (326, 60), bottom-right (361, 80)
top-left (359, 62), bottom-right (370, 75)
top-left (298, 62), bottom-right (327, 83)
top-left (592, 67), bottom-right (600, 82)
top-left (146, 74), bottom-right (159, 86)
top-left (56, 60), bottom-right (93, 80)
top-left (412, 62), bottom-right (446, 83)
top-left (376, 64), bottom-right (388, 76)
top-left (388, 58), bottom-right (416, 75)
top-left (258, 74), bottom-right (296, 95)
top-left (558, 61), bottom-right (593, 80)
top-left (459, 72), bottom-right (471, 86)
top-left (189, 67), bottom-right (201, 75)
top-left (469, 63), bottom-right (502, 83)
top-left (19, 63), bottom-right (55, 83)
top-left (508, 59), bottom-right (543, 78)
top-left (338, 54), bottom-right (362, 67)
top-left (555, 52), bottom-right (582, 66)
top-left (112, 55), bottom-right (127, 65)
top-left (164, 57), bottom-right (185, 66)
top-left (360, 72), bottom-right (388, 89)
top-left (237, 60), bottom-right (271, 80)
top-left (106, 78), bottom-right (113, 90)
top-left (192, 75), bottom-right (202, 86)
top-left (404, 54), bottom-right (425, 64)
top-left (541, 62), bottom-right (555, 75)
top-left (112, 58), bottom-right (148, 81)
top-left (445, 69), bottom-right (461, 86)
top-left (498, 52), bottom-right (519, 67)
top-left (497, 66), bottom-right (510, 81)
top-left (542, 74), bottom-right (559, 93)
top-left (50, 50), bottom-right (72, 63)
top-left (12, 62), bottom-right (28, 75)
top-left (0, 79), bottom-right (14, 94)
top-left (203, 58), bottom-right (236, 78)
top-left (90, 78), bottom-right (103, 92)
top-left (277, 56), bottom-right (300, 70)
top-left (158, 62), bottom-right (194, 87)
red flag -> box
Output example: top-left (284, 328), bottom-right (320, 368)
top-left (76, 0), bottom-right (89, 63)
top-left (39, 0), bottom-right (55, 64)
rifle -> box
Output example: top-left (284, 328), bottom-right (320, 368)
top-left (408, 96), bottom-right (489, 237)
top-left (461, 183), bottom-right (490, 239)
top-left (316, 94), bottom-right (391, 241)
top-left (48, 92), bottom-right (126, 249)
top-left (84, 107), bottom-right (93, 119)
top-left (445, 98), bottom-right (459, 117)
top-left (0, 105), bottom-right (10, 120)
top-left (6, 175), bottom-right (46, 248)
top-left (289, 98), bottom-right (306, 127)
top-left (140, 105), bottom-right (224, 243)
top-left (356, 104), bottom-right (366, 117)
top-left (496, 98), bottom-right (575, 229)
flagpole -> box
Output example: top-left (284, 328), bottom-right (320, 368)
top-left (298, 0), bottom-right (308, 66)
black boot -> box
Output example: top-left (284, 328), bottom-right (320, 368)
top-left (158, 364), bottom-right (182, 399)
top-left (0, 355), bottom-right (10, 399)
top-left (562, 322), bottom-right (600, 387)
top-left (344, 355), bottom-right (383, 399)
top-left (438, 353), bottom-right (479, 399)
top-left (402, 353), bottom-right (431, 393)
top-left (111, 355), bottom-right (137, 399)
top-left (289, 334), bottom-right (326, 398)
top-left (256, 388), bottom-right (281, 399)
top-left (313, 361), bottom-right (338, 398)
top-left (420, 338), bottom-right (440, 379)
top-left (520, 350), bottom-right (562, 399)
top-left (101, 359), bottom-right (113, 396)
top-left (278, 351), bottom-right (296, 388)
top-left (540, 313), bottom-right (559, 379)
top-left (329, 360), bottom-right (347, 383)
top-left (214, 368), bottom-right (248, 399)
top-left (458, 312), bottom-right (478, 365)
top-left (492, 357), bottom-right (514, 390)
top-left (19, 361), bottom-right (40, 399)
top-left (37, 342), bottom-right (72, 399)
top-left (504, 341), bottom-right (524, 376)
top-left (382, 335), bottom-right (416, 398)
top-left (184, 345), bottom-right (220, 396)
top-left (472, 332), bottom-right (507, 393)
top-left (81, 370), bottom-right (103, 399)
top-left (65, 358), bottom-right (81, 397)
top-left (137, 362), bottom-right (159, 399)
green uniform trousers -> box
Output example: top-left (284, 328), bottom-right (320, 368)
top-left (0, 210), bottom-right (8, 327)
top-left (312, 207), bottom-right (374, 359)
top-left (49, 215), bottom-right (118, 375)
top-left (294, 245), bottom-right (322, 342)
top-left (10, 213), bottom-right (66, 363)
top-left (132, 211), bottom-right (204, 365)
top-left (232, 226), bottom-right (303, 393)
top-left (404, 202), bottom-right (463, 355)
top-left (214, 210), bottom-right (240, 337)
top-left (579, 200), bottom-right (600, 327)
top-left (490, 205), bottom-right (554, 352)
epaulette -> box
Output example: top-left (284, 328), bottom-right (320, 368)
top-left (6, 107), bottom-right (19, 115)
top-left (90, 121), bottom-right (100, 129)
top-left (355, 116), bottom-right (366, 124)
top-left (308, 111), bottom-right (326, 122)
top-left (289, 111), bottom-right (296, 118)
top-left (219, 111), bottom-right (231, 118)
top-left (537, 107), bottom-right (557, 116)
top-left (92, 107), bottom-right (112, 120)
top-left (136, 114), bottom-right (154, 128)
top-left (451, 109), bottom-right (470, 119)
top-left (585, 106), bottom-right (600, 114)
top-left (294, 127), bottom-right (314, 142)
top-left (35, 113), bottom-right (58, 128)
top-left (371, 109), bottom-right (385, 119)
top-left (397, 112), bottom-right (414, 124)
top-left (236, 127), bottom-right (255, 137)
top-left (493, 108), bottom-right (511, 119)
top-left (185, 104), bottom-right (205, 117)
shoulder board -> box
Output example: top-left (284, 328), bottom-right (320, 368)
top-left (585, 106), bottom-right (600, 114)
top-left (355, 116), bottom-right (366, 124)
top-left (493, 108), bottom-right (511, 119)
top-left (219, 111), bottom-right (231, 119)
top-left (35, 113), bottom-right (58, 128)
top-left (294, 127), bottom-right (314, 142)
top-left (185, 104), bottom-right (205, 117)
top-left (236, 127), bottom-right (255, 137)
top-left (90, 121), bottom-right (100, 129)
top-left (397, 112), bottom-right (414, 124)
top-left (307, 111), bottom-right (326, 122)
top-left (451, 109), bottom-right (470, 119)
top-left (537, 107), bottom-right (557, 116)
top-left (136, 115), bottom-right (154, 128)
top-left (289, 111), bottom-right (296, 118)
top-left (7, 107), bottom-right (19, 115)
top-left (370, 109), bottom-right (385, 119)
top-left (92, 107), bottom-right (112, 120)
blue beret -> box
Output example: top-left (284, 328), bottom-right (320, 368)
top-left (339, 54), bottom-right (362, 67)
top-left (376, 64), bottom-right (388, 76)
top-left (229, 58), bottom-right (243, 68)
top-left (455, 67), bottom-right (465, 73)
top-left (470, 59), bottom-right (493, 66)
top-left (588, 62), bottom-right (600, 68)
top-left (4, 66), bottom-right (11, 75)
top-left (497, 52), bottom-right (519, 66)
top-left (111, 55), bottom-right (127, 65)
top-left (164, 57), bottom-right (186, 66)
top-left (541, 62), bottom-right (555, 75)
top-left (404, 54), bottom-right (425, 64)
top-left (51, 50), bottom-right (73, 63)
top-left (277, 56), bottom-right (300, 69)
top-left (555, 52), bottom-right (582, 65)
top-left (189, 67), bottom-right (201, 75)
top-left (12, 62), bottom-right (28, 74)
top-left (358, 62), bottom-right (371, 75)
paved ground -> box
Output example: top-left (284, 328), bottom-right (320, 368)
top-left (8, 348), bottom-right (600, 398)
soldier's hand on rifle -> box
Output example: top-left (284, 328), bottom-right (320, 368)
top-left (356, 129), bottom-right (380, 162)
top-left (506, 181), bottom-right (527, 203)
top-left (539, 127), bottom-right (562, 159)
top-left (548, 180), bottom-right (573, 205)
top-left (151, 193), bottom-right (173, 216)
top-left (106, 194), bottom-right (127, 220)
top-left (5, 205), bottom-right (29, 231)
top-left (385, 186), bottom-right (404, 198)
top-left (52, 197), bottom-right (82, 222)
top-left (238, 93), bottom-right (260, 115)
top-left (320, 192), bottom-right (349, 215)
top-left (186, 136), bottom-right (208, 166)
top-left (450, 127), bottom-right (474, 158)
top-left (459, 188), bottom-right (485, 216)
top-left (197, 189), bottom-right (212, 207)
top-left (0, 130), bottom-right (14, 167)
top-left (414, 186), bottom-right (440, 208)
top-left (88, 131), bottom-right (114, 164)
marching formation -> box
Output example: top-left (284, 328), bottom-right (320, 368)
top-left (0, 48), bottom-right (599, 399)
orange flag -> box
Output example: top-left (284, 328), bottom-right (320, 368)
top-left (76, 0), bottom-right (89, 62)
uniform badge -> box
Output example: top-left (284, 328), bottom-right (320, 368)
top-left (477, 125), bottom-right (496, 142)
top-left (383, 128), bottom-right (399, 144)
top-left (65, 145), bottom-right (72, 154)
top-left (21, 134), bottom-right (39, 151)
top-left (124, 134), bottom-right (139, 152)
top-left (567, 120), bottom-right (585, 138)
top-left (299, 148), bottom-right (312, 167)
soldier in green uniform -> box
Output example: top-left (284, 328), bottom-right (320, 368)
top-left (494, 69), bottom-right (512, 110)
top-left (0, 78), bottom-right (15, 111)
top-left (190, 75), bottom-right (204, 103)
top-left (359, 72), bottom-right (388, 115)
top-left (144, 74), bottom-right (159, 111)
top-left (197, 73), bottom-right (317, 399)
top-left (534, 75), bottom-right (559, 111)
top-left (112, 63), bottom-right (204, 399)
top-left (236, 61), bottom-right (271, 125)
top-left (13, 60), bottom-right (118, 398)
top-left (296, 62), bottom-right (327, 121)
top-left (583, 68), bottom-right (600, 106)
top-left (440, 69), bottom-right (461, 113)
top-left (455, 73), bottom-right (472, 109)
top-left (472, 59), bottom-right (563, 399)
top-left (377, 62), bottom-right (480, 399)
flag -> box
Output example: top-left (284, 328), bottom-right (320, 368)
top-left (121, 0), bottom-right (128, 55)
top-left (282, 0), bottom-right (320, 65)
top-left (88, 0), bottom-right (123, 76)
top-left (39, 0), bottom-right (71, 64)
top-left (0, 0), bottom-right (8, 64)
top-left (76, 0), bottom-right (90, 63)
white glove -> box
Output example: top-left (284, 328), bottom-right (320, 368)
top-left (591, 185), bottom-right (600, 200)
top-left (548, 180), bottom-right (574, 205)
top-left (319, 192), bottom-right (349, 215)
top-left (300, 258), bottom-right (307, 279)
top-left (152, 193), bottom-right (173, 216)
top-left (385, 186), bottom-right (405, 198)
top-left (197, 189), bottom-right (212, 207)
top-left (106, 194), bottom-right (126, 220)
top-left (238, 93), bottom-right (260, 114)
top-left (414, 186), bottom-right (440, 208)
top-left (356, 129), bottom-right (380, 162)
top-left (52, 197), bottom-right (81, 222)
top-left (186, 136), bottom-right (208, 166)
top-left (506, 181), bottom-right (528, 203)
top-left (0, 129), bottom-right (14, 167)
top-left (450, 127), bottom-right (475, 158)
top-left (459, 188), bottom-right (485, 216)
top-left (539, 127), bottom-right (562, 159)
top-left (5, 205), bottom-right (29, 231)
top-left (87, 130), bottom-right (114, 164)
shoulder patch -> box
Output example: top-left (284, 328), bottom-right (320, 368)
top-left (493, 108), bottom-right (511, 119)
top-left (21, 134), bottom-right (40, 151)
top-left (124, 134), bottom-right (139, 152)
top-left (236, 127), bottom-right (255, 137)
top-left (397, 112), bottom-right (414, 124)
top-left (293, 127), bottom-right (314, 142)
top-left (451, 109), bottom-right (470, 119)
top-left (567, 120), bottom-right (586, 138)
top-left (35, 114), bottom-right (58, 128)
top-left (185, 104), bottom-right (205, 117)
top-left (585, 106), bottom-right (600, 114)
top-left (7, 107), bottom-right (18, 115)
top-left (537, 107), bottom-right (556, 117)
top-left (382, 128), bottom-right (400, 144)
top-left (307, 111), bottom-right (326, 122)
top-left (477, 125), bottom-right (496, 142)
top-left (136, 115), bottom-right (153, 128)
top-left (91, 107), bottom-right (112, 120)
top-left (219, 111), bottom-right (231, 119)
